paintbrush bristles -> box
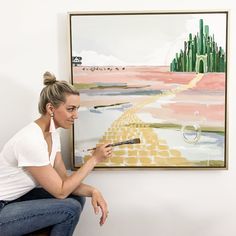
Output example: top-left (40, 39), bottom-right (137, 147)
top-left (131, 138), bottom-right (141, 144)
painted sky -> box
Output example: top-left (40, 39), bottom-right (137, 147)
top-left (71, 13), bottom-right (227, 66)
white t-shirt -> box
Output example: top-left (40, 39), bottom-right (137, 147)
top-left (0, 122), bottom-right (61, 201)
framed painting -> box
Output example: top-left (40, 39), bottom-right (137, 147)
top-left (68, 11), bottom-right (228, 169)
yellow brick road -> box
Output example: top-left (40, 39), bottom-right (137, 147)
top-left (84, 73), bottom-right (204, 167)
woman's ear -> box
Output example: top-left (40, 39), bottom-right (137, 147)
top-left (46, 103), bottom-right (55, 115)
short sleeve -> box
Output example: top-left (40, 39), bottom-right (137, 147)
top-left (14, 134), bottom-right (50, 167)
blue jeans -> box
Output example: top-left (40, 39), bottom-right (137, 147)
top-left (0, 188), bottom-right (86, 236)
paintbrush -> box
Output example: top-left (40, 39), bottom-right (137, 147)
top-left (86, 138), bottom-right (141, 151)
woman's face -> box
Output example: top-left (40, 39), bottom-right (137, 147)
top-left (53, 94), bottom-right (80, 129)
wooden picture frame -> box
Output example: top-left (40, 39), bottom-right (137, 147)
top-left (68, 10), bottom-right (228, 169)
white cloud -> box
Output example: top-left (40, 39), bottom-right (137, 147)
top-left (73, 50), bottom-right (126, 66)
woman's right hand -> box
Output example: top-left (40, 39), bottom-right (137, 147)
top-left (91, 144), bottom-right (113, 164)
top-left (91, 188), bottom-right (109, 226)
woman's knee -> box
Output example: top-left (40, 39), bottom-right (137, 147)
top-left (69, 195), bottom-right (86, 210)
top-left (78, 196), bottom-right (86, 210)
top-left (63, 198), bottom-right (84, 218)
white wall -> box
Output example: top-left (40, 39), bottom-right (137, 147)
top-left (0, 1), bottom-right (235, 236)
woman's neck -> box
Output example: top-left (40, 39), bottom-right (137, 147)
top-left (35, 116), bottom-right (50, 135)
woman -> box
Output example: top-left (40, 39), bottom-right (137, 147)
top-left (0, 72), bottom-right (112, 236)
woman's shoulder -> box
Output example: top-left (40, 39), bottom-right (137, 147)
top-left (11, 122), bottom-right (44, 143)
top-left (1, 122), bottom-right (45, 155)
top-left (17, 122), bottom-right (41, 135)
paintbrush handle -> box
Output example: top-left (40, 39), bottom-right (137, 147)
top-left (87, 138), bottom-right (140, 151)
top-left (87, 142), bottom-right (124, 151)
top-left (108, 139), bottom-right (136, 147)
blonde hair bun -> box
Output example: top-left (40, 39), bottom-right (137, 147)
top-left (38, 71), bottom-right (80, 114)
top-left (43, 71), bottom-right (57, 86)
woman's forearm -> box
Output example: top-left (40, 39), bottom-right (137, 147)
top-left (72, 182), bottom-right (97, 197)
top-left (60, 157), bottom-right (97, 198)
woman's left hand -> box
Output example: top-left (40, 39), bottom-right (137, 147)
top-left (91, 189), bottom-right (109, 226)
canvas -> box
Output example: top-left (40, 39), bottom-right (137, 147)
top-left (69, 11), bottom-right (228, 169)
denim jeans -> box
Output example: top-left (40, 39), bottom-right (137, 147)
top-left (0, 188), bottom-right (86, 236)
